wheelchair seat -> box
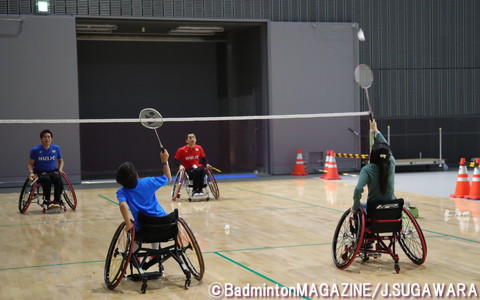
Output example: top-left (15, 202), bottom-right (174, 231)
top-left (366, 198), bottom-right (404, 233)
top-left (137, 210), bottom-right (178, 243)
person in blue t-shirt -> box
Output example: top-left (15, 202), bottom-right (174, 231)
top-left (115, 149), bottom-right (172, 233)
top-left (28, 129), bottom-right (64, 208)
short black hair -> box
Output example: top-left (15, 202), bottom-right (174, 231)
top-left (185, 132), bottom-right (195, 140)
top-left (40, 129), bottom-right (53, 139)
top-left (116, 162), bottom-right (138, 189)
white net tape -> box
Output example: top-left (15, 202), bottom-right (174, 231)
top-left (0, 111), bottom-right (369, 124)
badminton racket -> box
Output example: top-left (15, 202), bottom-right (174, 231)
top-left (210, 166), bottom-right (222, 173)
top-left (354, 64), bottom-right (374, 121)
top-left (354, 64), bottom-right (375, 150)
top-left (139, 108), bottom-right (164, 151)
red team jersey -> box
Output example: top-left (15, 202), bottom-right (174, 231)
top-left (174, 145), bottom-right (206, 169)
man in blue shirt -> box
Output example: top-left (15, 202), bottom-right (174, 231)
top-left (28, 129), bottom-right (64, 208)
top-left (115, 149), bottom-right (172, 233)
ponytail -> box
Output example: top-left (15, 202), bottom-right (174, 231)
top-left (370, 142), bottom-right (391, 196)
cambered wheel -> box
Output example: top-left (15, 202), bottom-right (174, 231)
top-left (206, 169), bottom-right (219, 199)
top-left (332, 208), bottom-right (365, 269)
top-left (61, 173), bottom-right (77, 210)
top-left (171, 169), bottom-right (184, 201)
top-left (177, 218), bottom-right (205, 281)
top-left (399, 207), bottom-right (427, 265)
top-left (104, 222), bottom-right (135, 290)
top-left (19, 177), bottom-right (36, 214)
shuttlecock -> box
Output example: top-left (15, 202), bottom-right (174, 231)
top-left (444, 210), bottom-right (451, 222)
top-left (357, 28), bottom-right (366, 42)
top-left (224, 224), bottom-right (230, 235)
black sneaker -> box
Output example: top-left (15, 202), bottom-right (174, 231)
top-left (360, 242), bottom-right (374, 251)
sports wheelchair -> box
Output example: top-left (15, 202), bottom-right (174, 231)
top-left (171, 167), bottom-right (219, 201)
top-left (104, 209), bottom-right (205, 294)
top-left (332, 198), bottom-right (427, 273)
top-left (18, 172), bottom-right (77, 214)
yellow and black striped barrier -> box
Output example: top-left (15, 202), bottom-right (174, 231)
top-left (334, 153), bottom-right (369, 159)
top-left (319, 169), bottom-right (359, 178)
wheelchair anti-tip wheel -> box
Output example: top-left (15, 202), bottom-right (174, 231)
top-left (171, 169), bottom-right (185, 201)
top-left (18, 177), bottom-right (36, 214)
top-left (332, 208), bottom-right (365, 269)
top-left (61, 173), bottom-right (77, 210)
top-left (104, 221), bottom-right (135, 290)
top-left (399, 207), bottom-right (427, 265)
top-left (206, 168), bottom-right (220, 199)
top-left (178, 218), bottom-right (205, 281)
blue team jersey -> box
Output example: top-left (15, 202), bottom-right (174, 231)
top-left (116, 176), bottom-right (169, 231)
top-left (30, 144), bottom-right (63, 172)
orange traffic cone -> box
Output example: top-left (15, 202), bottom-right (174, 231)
top-left (320, 150), bottom-right (332, 179)
top-left (291, 149), bottom-right (308, 176)
top-left (467, 159), bottom-right (480, 200)
top-left (450, 158), bottom-right (470, 198)
top-left (322, 150), bottom-right (341, 180)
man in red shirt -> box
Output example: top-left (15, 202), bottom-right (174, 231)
top-left (174, 132), bottom-right (211, 197)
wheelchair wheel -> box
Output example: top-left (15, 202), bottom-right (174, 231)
top-left (171, 169), bottom-right (184, 201)
top-left (399, 207), bottom-right (427, 265)
top-left (206, 168), bottom-right (219, 199)
top-left (332, 208), bottom-right (365, 269)
top-left (18, 177), bottom-right (36, 214)
top-left (178, 218), bottom-right (205, 280)
top-left (104, 222), bottom-right (135, 290)
top-left (61, 173), bottom-right (77, 210)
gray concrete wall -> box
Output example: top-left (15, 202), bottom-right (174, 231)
top-left (268, 22), bottom-right (360, 174)
top-left (0, 16), bottom-right (81, 186)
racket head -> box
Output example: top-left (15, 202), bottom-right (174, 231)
top-left (139, 108), bottom-right (164, 129)
top-left (354, 64), bottom-right (373, 89)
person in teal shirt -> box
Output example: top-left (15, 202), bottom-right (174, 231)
top-left (351, 120), bottom-right (396, 213)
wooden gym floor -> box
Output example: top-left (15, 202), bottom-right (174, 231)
top-left (0, 173), bottom-right (479, 299)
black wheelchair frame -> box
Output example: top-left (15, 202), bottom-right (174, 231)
top-left (18, 172), bottom-right (77, 214)
top-left (332, 198), bottom-right (427, 273)
top-left (104, 209), bottom-right (205, 294)
top-left (171, 167), bottom-right (219, 201)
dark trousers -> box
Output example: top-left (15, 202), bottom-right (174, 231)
top-left (37, 172), bottom-right (63, 201)
top-left (187, 167), bottom-right (205, 191)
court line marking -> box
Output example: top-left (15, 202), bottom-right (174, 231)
top-left (99, 191), bottom-right (479, 245)
top-left (237, 187), bottom-right (480, 244)
top-left (98, 194), bottom-right (118, 205)
top-left (214, 251), bottom-right (311, 300)
top-left (3, 192), bottom-right (477, 245)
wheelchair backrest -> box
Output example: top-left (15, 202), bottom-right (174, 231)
top-left (366, 198), bottom-right (404, 233)
top-left (137, 209), bottom-right (179, 243)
